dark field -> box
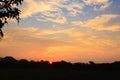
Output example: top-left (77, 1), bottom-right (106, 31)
top-left (0, 69), bottom-right (120, 80)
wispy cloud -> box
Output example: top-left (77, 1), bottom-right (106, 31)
top-left (3, 26), bottom-right (119, 49)
top-left (72, 14), bottom-right (120, 31)
top-left (20, 0), bottom-right (85, 24)
top-left (82, 0), bottom-right (112, 11)
top-left (1, 24), bottom-right (120, 62)
top-left (20, 0), bottom-right (112, 24)
top-left (83, 0), bottom-right (109, 5)
top-left (94, 1), bottom-right (112, 11)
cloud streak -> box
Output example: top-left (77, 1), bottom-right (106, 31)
top-left (82, 0), bottom-right (112, 11)
top-left (72, 14), bottom-right (120, 31)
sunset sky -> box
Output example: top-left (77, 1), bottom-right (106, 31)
top-left (0, 0), bottom-right (120, 63)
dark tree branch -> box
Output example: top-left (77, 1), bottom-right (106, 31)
top-left (0, 0), bottom-right (23, 39)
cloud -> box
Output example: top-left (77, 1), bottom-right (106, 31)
top-left (83, 0), bottom-right (112, 11)
top-left (21, 0), bottom-right (57, 18)
top-left (83, 0), bottom-right (109, 5)
top-left (1, 26), bottom-right (73, 60)
top-left (20, 0), bottom-right (84, 24)
top-left (1, 25), bottom-right (120, 62)
top-left (36, 15), bottom-right (67, 24)
top-left (72, 14), bottom-right (120, 31)
top-left (19, 0), bottom-right (112, 24)
top-left (94, 1), bottom-right (112, 11)
top-left (20, 0), bottom-right (67, 24)
top-left (63, 28), bottom-right (119, 48)
top-left (64, 1), bottom-right (84, 16)
top-left (3, 27), bottom-right (74, 45)
top-left (4, 25), bottom-right (119, 48)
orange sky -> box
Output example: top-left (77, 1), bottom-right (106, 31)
top-left (0, 0), bottom-right (120, 63)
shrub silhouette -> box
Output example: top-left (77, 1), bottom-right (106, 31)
top-left (0, 56), bottom-right (120, 71)
top-left (0, 56), bottom-right (17, 68)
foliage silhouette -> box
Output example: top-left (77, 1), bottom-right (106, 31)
top-left (0, 0), bottom-right (23, 39)
top-left (0, 56), bottom-right (120, 71)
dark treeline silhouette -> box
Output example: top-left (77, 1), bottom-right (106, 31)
top-left (1, 56), bottom-right (120, 80)
top-left (0, 56), bottom-right (120, 71)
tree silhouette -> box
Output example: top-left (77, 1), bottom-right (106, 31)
top-left (0, 0), bottom-right (23, 39)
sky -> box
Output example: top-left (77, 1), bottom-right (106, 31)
top-left (0, 0), bottom-right (120, 63)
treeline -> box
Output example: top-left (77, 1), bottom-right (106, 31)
top-left (0, 56), bottom-right (120, 71)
